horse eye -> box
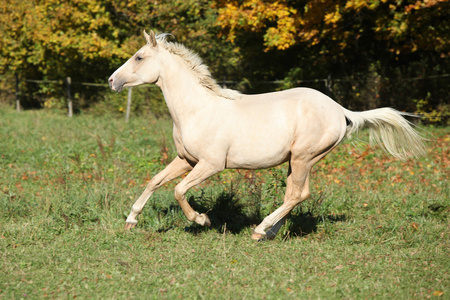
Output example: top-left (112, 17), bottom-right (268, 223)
top-left (136, 56), bottom-right (143, 61)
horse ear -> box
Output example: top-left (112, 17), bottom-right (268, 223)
top-left (144, 30), bottom-right (157, 47)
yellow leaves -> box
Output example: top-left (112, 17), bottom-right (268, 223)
top-left (0, 0), bottom-right (124, 68)
top-left (433, 290), bottom-right (444, 297)
top-left (389, 4), bottom-right (398, 11)
top-left (217, 0), bottom-right (299, 50)
top-left (324, 6), bottom-right (342, 26)
top-left (345, 0), bottom-right (381, 11)
top-left (264, 26), bottom-right (296, 51)
top-left (218, 0), bottom-right (395, 50)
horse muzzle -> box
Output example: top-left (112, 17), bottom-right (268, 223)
top-left (108, 75), bottom-right (124, 93)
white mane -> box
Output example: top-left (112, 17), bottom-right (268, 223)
top-left (156, 34), bottom-right (240, 100)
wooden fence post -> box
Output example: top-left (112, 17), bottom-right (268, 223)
top-left (66, 77), bottom-right (73, 117)
top-left (125, 87), bottom-right (132, 122)
top-left (15, 74), bottom-right (20, 112)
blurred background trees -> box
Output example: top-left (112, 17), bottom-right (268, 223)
top-left (0, 0), bottom-right (448, 123)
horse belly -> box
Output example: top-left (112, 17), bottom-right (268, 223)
top-left (226, 132), bottom-right (292, 169)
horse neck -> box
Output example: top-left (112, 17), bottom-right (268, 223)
top-left (156, 51), bottom-right (215, 127)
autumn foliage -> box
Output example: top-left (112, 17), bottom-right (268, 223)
top-left (0, 0), bottom-right (448, 118)
top-left (217, 0), bottom-right (449, 56)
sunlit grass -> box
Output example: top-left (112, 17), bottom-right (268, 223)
top-left (0, 107), bottom-right (448, 299)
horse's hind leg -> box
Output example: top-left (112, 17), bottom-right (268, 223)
top-left (125, 156), bottom-right (193, 229)
top-left (252, 159), bottom-right (311, 240)
top-left (265, 172), bottom-right (311, 239)
top-left (252, 126), bottom-right (346, 241)
top-left (263, 163), bottom-right (292, 239)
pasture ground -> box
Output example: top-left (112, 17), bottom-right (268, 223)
top-left (0, 107), bottom-right (448, 299)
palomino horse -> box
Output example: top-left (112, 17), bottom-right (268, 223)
top-left (109, 31), bottom-right (426, 240)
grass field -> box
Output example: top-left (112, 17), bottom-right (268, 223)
top-left (0, 107), bottom-right (448, 299)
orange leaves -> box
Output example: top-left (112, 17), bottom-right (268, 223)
top-left (217, 0), bottom-right (449, 57)
top-left (216, 0), bottom-right (354, 50)
top-left (405, 0), bottom-right (448, 13)
top-left (218, 0), bottom-right (344, 50)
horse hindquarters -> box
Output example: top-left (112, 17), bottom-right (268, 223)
top-left (252, 100), bottom-right (348, 240)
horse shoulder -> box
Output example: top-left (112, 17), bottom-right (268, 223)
top-left (172, 125), bottom-right (197, 164)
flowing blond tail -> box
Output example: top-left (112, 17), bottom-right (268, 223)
top-left (343, 107), bottom-right (426, 160)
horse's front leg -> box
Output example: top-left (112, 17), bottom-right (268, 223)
top-left (173, 160), bottom-right (223, 226)
top-left (125, 156), bottom-right (193, 229)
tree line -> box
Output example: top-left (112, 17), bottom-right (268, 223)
top-left (0, 0), bottom-right (448, 123)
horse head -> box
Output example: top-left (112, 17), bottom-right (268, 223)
top-left (109, 30), bottom-right (161, 92)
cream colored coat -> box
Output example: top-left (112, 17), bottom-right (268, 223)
top-left (109, 31), bottom-right (425, 240)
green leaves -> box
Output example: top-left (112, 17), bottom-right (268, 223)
top-left (0, 0), bottom-right (143, 77)
top-left (0, 0), bottom-right (447, 115)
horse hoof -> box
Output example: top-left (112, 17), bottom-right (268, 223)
top-left (196, 213), bottom-right (211, 227)
top-left (251, 231), bottom-right (267, 242)
top-left (125, 222), bottom-right (137, 230)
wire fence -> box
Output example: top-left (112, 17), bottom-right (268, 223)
top-left (1, 74), bottom-right (449, 122)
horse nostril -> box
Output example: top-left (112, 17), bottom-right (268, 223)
top-left (109, 77), bottom-right (114, 85)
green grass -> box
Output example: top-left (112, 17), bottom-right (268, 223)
top-left (0, 107), bottom-right (448, 299)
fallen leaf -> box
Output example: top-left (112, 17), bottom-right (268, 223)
top-left (433, 290), bottom-right (444, 297)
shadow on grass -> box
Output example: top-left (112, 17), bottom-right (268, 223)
top-left (284, 211), bottom-right (347, 238)
top-left (184, 191), bottom-right (347, 238)
top-left (186, 191), bottom-right (261, 235)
